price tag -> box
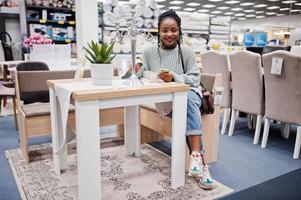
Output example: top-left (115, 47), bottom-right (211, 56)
top-left (58, 20), bottom-right (65, 25)
top-left (69, 21), bottom-right (75, 25)
top-left (39, 19), bottom-right (46, 23)
top-left (271, 57), bottom-right (283, 75)
top-left (214, 87), bottom-right (224, 106)
top-left (65, 39), bottom-right (72, 43)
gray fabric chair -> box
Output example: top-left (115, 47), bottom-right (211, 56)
top-left (201, 50), bottom-right (231, 135)
top-left (261, 50), bottom-right (301, 159)
top-left (228, 51), bottom-right (264, 144)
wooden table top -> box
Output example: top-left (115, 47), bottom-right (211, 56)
top-left (47, 78), bottom-right (190, 101)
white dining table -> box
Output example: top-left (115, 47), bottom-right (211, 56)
top-left (47, 78), bottom-right (189, 200)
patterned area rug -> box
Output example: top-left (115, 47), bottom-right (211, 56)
top-left (5, 138), bottom-right (233, 200)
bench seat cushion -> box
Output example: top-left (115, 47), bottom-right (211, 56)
top-left (21, 102), bottom-right (74, 117)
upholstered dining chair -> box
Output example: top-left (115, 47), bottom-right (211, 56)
top-left (228, 51), bottom-right (264, 144)
top-left (261, 50), bottom-right (301, 159)
top-left (201, 50), bottom-right (231, 135)
top-left (16, 61), bottom-right (49, 104)
top-left (0, 82), bottom-right (17, 129)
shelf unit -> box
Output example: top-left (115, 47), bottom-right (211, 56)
top-left (23, 3), bottom-right (76, 44)
top-left (209, 17), bottom-right (231, 45)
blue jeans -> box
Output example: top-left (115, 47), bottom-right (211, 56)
top-left (185, 90), bottom-right (204, 155)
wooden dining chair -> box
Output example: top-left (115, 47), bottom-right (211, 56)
top-left (0, 82), bottom-right (17, 129)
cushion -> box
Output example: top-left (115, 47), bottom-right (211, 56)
top-left (21, 102), bottom-right (75, 117)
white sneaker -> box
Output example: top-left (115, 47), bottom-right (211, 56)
top-left (197, 165), bottom-right (215, 190)
top-left (188, 151), bottom-right (202, 177)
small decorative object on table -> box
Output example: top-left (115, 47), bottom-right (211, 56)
top-left (83, 40), bottom-right (115, 86)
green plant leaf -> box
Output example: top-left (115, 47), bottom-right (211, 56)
top-left (103, 42), bottom-right (115, 62)
top-left (84, 55), bottom-right (94, 63)
top-left (83, 46), bottom-right (96, 61)
top-left (106, 55), bottom-right (116, 64)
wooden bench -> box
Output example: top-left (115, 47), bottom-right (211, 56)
top-left (119, 73), bottom-right (222, 165)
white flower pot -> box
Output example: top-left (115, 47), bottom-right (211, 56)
top-left (90, 63), bottom-right (114, 85)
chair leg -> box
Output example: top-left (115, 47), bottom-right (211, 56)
top-left (0, 97), bottom-right (2, 115)
top-left (12, 97), bottom-right (18, 130)
top-left (19, 117), bottom-right (29, 163)
top-left (221, 108), bottom-right (230, 135)
top-left (261, 118), bottom-right (270, 148)
top-left (253, 115), bottom-right (262, 144)
top-left (293, 126), bottom-right (301, 159)
top-left (247, 114), bottom-right (253, 129)
top-left (228, 109), bottom-right (237, 136)
top-left (281, 123), bottom-right (290, 139)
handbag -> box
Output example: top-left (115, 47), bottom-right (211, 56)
top-left (179, 47), bottom-right (215, 114)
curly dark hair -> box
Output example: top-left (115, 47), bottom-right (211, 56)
top-left (157, 10), bottom-right (183, 64)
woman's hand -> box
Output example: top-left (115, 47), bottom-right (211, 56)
top-left (158, 71), bottom-right (173, 82)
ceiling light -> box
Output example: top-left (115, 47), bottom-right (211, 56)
top-left (240, 2), bottom-right (255, 6)
top-left (291, 9), bottom-right (301, 12)
top-left (256, 15), bottom-right (265, 18)
top-left (157, 5), bottom-right (164, 8)
top-left (183, 7), bottom-right (196, 11)
top-left (224, 12), bottom-right (234, 15)
top-left (256, 11), bottom-right (264, 13)
top-left (254, 4), bottom-right (268, 8)
top-left (218, 6), bottom-right (230, 10)
top-left (186, 2), bottom-right (200, 6)
top-left (208, 0), bottom-right (223, 2)
top-left (295, 3), bottom-right (301, 6)
top-left (246, 14), bottom-right (256, 17)
top-left (169, 0), bottom-right (184, 4)
top-left (282, 1), bottom-right (297, 3)
top-left (168, 6), bottom-right (180, 9)
top-left (156, 0), bottom-right (166, 2)
top-left (277, 13), bottom-right (285, 16)
top-left (203, 4), bottom-right (216, 8)
top-left (225, 1), bottom-right (240, 4)
top-left (231, 8), bottom-right (243, 11)
top-left (244, 10), bottom-right (255, 13)
top-left (267, 6), bottom-right (280, 9)
top-left (266, 12), bottom-right (276, 15)
top-left (268, 0), bottom-right (281, 1)
top-left (274, 31), bottom-right (291, 35)
top-left (238, 17), bottom-right (246, 20)
top-left (280, 8), bottom-right (290, 10)
top-left (198, 9), bottom-right (209, 13)
top-left (211, 10), bottom-right (222, 14)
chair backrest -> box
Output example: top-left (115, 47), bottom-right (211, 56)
top-left (201, 50), bottom-right (231, 108)
top-left (16, 69), bottom-right (91, 104)
top-left (290, 46), bottom-right (301, 56)
top-left (229, 51), bottom-right (264, 115)
top-left (262, 50), bottom-right (301, 125)
top-left (16, 61), bottom-right (49, 71)
top-left (262, 46), bottom-right (290, 54)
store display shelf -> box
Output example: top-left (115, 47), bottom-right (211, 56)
top-left (27, 19), bottom-right (76, 26)
top-left (104, 26), bottom-right (158, 33)
top-left (52, 39), bottom-right (76, 43)
top-left (104, 26), bottom-right (208, 35)
top-left (27, 5), bottom-right (75, 12)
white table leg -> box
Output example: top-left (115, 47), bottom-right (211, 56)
top-left (75, 100), bottom-right (101, 200)
top-left (171, 92), bottom-right (187, 188)
top-left (49, 87), bottom-right (67, 174)
top-left (124, 105), bottom-right (141, 156)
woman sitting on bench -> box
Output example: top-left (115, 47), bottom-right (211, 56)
top-left (138, 10), bottom-right (214, 190)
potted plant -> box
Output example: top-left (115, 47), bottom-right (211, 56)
top-left (84, 40), bottom-right (115, 85)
